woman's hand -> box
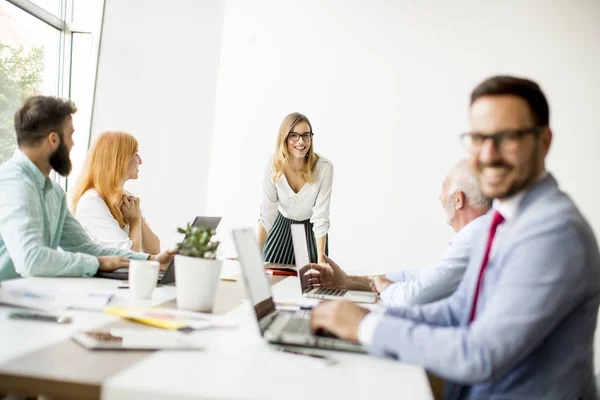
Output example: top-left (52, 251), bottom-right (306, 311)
top-left (149, 249), bottom-right (177, 269)
top-left (120, 195), bottom-right (141, 223)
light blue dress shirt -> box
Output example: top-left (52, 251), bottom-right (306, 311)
top-left (0, 149), bottom-right (148, 281)
top-left (359, 174), bottom-right (600, 399)
top-left (381, 216), bottom-right (484, 307)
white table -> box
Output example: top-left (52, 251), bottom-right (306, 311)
top-left (102, 302), bottom-right (432, 400)
top-left (0, 266), bottom-right (434, 400)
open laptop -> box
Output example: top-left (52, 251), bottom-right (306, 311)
top-left (291, 224), bottom-right (378, 303)
top-left (95, 216), bottom-right (222, 284)
top-left (232, 228), bottom-right (366, 353)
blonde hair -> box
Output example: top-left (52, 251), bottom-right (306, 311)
top-left (71, 131), bottom-right (139, 227)
top-left (272, 112), bottom-right (319, 184)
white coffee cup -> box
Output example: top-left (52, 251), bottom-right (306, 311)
top-left (129, 260), bottom-right (160, 300)
top-left (174, 255), bottom-right (223, 312)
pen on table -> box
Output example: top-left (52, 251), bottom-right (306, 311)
top-left (279, 348), bottom-right (337, 365)
top-left (275, 302), bottom-right (314, 310)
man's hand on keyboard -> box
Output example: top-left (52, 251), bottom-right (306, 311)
top-left (97, 256), bottom-right (130, 271)
top-left (310, 300), bottom-right (370, 342)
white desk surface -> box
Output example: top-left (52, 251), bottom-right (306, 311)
top-left (102, 302), bottom-right (433, 400)
top-left (0, 264), bottom-right (434, 400)
top-left (0, 277), bottom-right (178, 364)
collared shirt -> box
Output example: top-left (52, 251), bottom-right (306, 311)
top-left (260, 157), bottom-right (333, 239)
top-left (360, 216), bottom-right (484, 343)
top-left (0, 149), bottom-right (148, 281)
top-left (489, 171), bottom-right (546, 259)
top-left (360, 172), bottom-right (549, 345)
top-left (355, 173), bottom-right (600, 399)
top-left (380, 215), bottom-right (485, 307)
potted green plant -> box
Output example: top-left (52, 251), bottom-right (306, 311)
top-left (176, 224), bottom-right (219, 259)
top-left (174, 223), bottom-right (223, 312)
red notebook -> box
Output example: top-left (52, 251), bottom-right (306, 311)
top-left (265, 268), bottom-right (297, 277)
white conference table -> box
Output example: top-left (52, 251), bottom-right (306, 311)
top-left (0, 261), bottom-right (434, 400)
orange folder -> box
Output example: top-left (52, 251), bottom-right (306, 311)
top-left (265, 268), bottom-right (297, 277)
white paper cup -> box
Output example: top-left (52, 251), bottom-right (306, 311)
top-left (129, 260), bottom-right (160, 300)
top-left (174, 255), bottom-right (223, 312)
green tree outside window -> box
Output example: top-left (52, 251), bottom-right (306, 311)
top-left (0, 43), bottom-right (44, 164)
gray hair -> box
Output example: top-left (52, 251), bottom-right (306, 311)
top-left (447, 159), bottom-right (490, 209)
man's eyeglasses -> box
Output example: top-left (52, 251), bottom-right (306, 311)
top-left (460, 126), bottom-right (543, 153)
top-left (288, 132), bottom-right (314, 142)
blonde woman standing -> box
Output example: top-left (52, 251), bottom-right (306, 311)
top-left (71, 131), bottom-right (160, 253)
top-left (258, 113), bottom-right (333, 265)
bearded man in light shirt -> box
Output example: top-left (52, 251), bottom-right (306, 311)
top-left (0, 96), bottom-right (174, 281)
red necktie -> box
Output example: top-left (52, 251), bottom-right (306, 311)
top-left (468, 210), bottom-right (505, 323)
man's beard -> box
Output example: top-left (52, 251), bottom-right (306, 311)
top-left (504, 144), bottom-right (542, 199)
top-left (481, 144), bottom-right (541, 200)
top-left (49, 137), bottom-right (72, 177)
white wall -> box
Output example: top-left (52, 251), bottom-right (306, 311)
top-left (89, 0), bottom-right (225, 248)
top-left (88, 0), bottom-right (600, 273)
top-left (87, 0), bottom-right (600, 371)
top-left (206, 0), bottom-right (600, 274)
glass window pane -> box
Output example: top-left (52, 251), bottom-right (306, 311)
top-left (0, 1), bottom-right (60, 164)
top-left (67, 32), bottom-right (94, 189)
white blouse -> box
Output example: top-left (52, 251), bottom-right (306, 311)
top-left (75, 189), bottom-right (134, 250)
top-left (260, 156), bottom-right (333, 239)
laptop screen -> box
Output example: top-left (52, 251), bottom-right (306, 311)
top-left (159, 216), bottom-right (222, 285)
top-left (232, 228), bottom-right (276, 330)
top-left (290, 224), bottom-right (316, 294)
top-left (192, 216), bottom-right (222, 230)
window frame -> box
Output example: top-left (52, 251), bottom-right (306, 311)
top-left (5, 0), bottom-right (106, 189)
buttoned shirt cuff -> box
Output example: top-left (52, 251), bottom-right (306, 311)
top-left (358, 311), bottom-right (384, 346)
top-left (82, 254), bottom-right (100, 276)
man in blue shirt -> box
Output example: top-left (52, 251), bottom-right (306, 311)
top-left (0, 96), bottom-right (173, 281)
top-left (307, 159), bottom-right (490, 306)
top-left (310, 76), bottom-right (600, 399)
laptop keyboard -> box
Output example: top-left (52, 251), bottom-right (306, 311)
top-left (314, 337), bottom-right (363, 352)
top-left (314, 288), bottom-right (347, 297)
top-left (282, 317), bottom-right (312, 335)
top-left (282, 317), bottom-right (339, 337)
top-left (272, 313), bottom-right (365, 353)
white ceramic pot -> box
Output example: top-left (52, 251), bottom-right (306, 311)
top-left (174, 254), bottom-right (223, 312)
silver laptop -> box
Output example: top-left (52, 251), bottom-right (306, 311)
top-left (232, 228), bottom-right (366, 354)
top-left (95, 216), bottom-right (221, 283)
top-left (291, 224), bottom-right (378, 303)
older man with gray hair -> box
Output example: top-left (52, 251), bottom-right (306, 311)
top-left (308, 159), bottom-right (491, 306)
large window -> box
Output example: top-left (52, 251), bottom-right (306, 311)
top-left (0, 0), bottom-right (104, 188)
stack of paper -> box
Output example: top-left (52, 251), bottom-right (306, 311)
top-left (0, 281), bottom-right (113, 312)
top-left (104, 306), bottom-right (239, 330)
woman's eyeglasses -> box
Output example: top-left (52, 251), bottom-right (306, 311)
top-left (288, 132), bottom-right (314, 142)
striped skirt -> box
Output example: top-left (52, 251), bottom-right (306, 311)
top-left (262, 213), bottom-right (328, 265)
